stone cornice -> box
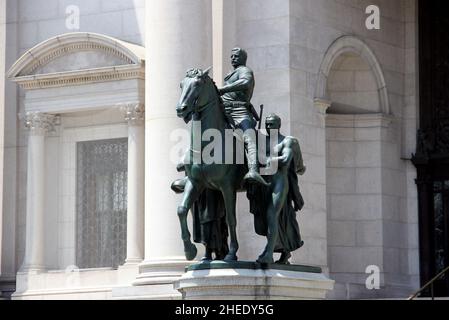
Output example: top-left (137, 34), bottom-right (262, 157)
top-left (326, 113), bottom-right (394, 128)
top-left (11, 64), bottom-right (145, 90)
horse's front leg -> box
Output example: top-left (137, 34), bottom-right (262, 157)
top-left (221, 187), bottom-right (238, 261)
top-left (178, 179), bottom-right (203, 261)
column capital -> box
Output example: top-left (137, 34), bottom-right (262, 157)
top-left (121, 103), bottom-right (145, 126)
top-left (20, 112), bottom-right (58, 135)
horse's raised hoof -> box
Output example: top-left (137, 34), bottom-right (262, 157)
top-left (257, 253), bottom-right (274, 265)
top-left (224, 253), bottom-right (238, 262)
top-left (184, 242), bottom-right (197, 261)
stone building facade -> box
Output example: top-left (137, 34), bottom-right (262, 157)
top-left (0, 0), bottom-right (422, 299)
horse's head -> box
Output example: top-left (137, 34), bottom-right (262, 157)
top-left (177, 67), bottom-right (212, 123)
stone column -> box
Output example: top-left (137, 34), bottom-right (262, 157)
top-left (135, 0), bottom-right (212, 295)
top-left (20, 112), bottom-right (56, 273)
top-left (212, 0), bottom-right (224, 86)
top-left (313, 98), bottom-right (331, 273)
top-left (123, 103), bottom-right (145, 265)
top-left (0, 0), bottom-right (6, 277)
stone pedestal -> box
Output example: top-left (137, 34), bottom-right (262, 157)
top-left (174, 262), bottom-right (335, 300)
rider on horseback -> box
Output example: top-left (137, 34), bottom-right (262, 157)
top-left (172, 48), bottom-right (269, 193)
top-left (218, 48), bottom-right (269, 187)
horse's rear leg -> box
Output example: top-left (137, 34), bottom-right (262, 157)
top-left (178, 180), bottom-right (202, 261)
top-left (221, 188), bottom-right (238, 261)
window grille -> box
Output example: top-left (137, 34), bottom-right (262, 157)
top-left (76, 138), bottom-right (128, 269)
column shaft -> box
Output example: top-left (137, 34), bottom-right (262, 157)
top-left (20, 112), bottom-right (55, 273)
top-left (145, 0), bottom-right (212, 261)
top-left (0, 0), bottom-right (6, 276)
top-left (124, 105), bottom-right (145, 264)
top-left (133, 0), bottom-right (213, 292)
top-left (23, 133), bottom-right (45, 271)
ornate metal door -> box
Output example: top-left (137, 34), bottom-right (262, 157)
top-left (76, 138), bottom-right (128, 269)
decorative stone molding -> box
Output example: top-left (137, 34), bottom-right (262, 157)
top-left (7, 32), bottom-right (146, 90)
top-left (22, 42), bottom-right (134, 76)
top-left (315, 36), bottom-right (390, 115)
top-left (8, 32), bottom-right (145, 78)
top-left (20, 112), bottom-right (58, 135)
top-left (326, 113), bottom-right (394, 128)
top-left (314, 98), bottom-right (332, 115)
top-left (13, 65), bottom-right (145, 90)
top-left (121, 103), bottom-right (145, 125)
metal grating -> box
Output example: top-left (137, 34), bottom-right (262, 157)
top-left (76, 138), bottom-right (128, 269)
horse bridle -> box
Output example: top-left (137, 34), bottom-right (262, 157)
top-left (192, 77), bottom-right (212, 115)
top-left (189, 77), bottom-right (216, 155)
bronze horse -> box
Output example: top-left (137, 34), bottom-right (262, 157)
top-left (175, 68), bottom-right (247, 261)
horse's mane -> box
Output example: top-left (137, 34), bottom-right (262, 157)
top-left (210, 77), bottom-right (224, 106)
top-left (185, 68), bottom-right (203, 78)
top-left (185, 68), bottom-right (224, 106)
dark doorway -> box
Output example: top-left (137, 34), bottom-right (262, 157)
top-left (413, 0), bottom-right (449, 297)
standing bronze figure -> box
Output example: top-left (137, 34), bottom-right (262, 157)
top-left (248, 114), bottom-right (306, 264)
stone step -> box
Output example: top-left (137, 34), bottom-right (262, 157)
top-left (413, 297), bottom-right (449, 300)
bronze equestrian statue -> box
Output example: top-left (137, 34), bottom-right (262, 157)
top-left (172, 49), bottom-right (306, 265)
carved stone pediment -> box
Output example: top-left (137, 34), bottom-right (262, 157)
top-left (34, 49), bottom-right (130, 75)
top-left (7, 32), bottom-right (145, 89)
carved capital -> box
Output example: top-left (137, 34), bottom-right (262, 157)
top-left (121, 103), bottom-right (145, 126)
top-left (20, 112), bottom-right (58, 135)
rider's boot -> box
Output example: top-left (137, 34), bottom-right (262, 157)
top-left (245, 165), bottom-right (270, 187)
top-left (243, 134), bottom-right (270, 187)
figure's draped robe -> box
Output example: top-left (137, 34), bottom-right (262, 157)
top-left (192, 189), bottom-right (229, 257)
top-left (248, 138), bottom-right (305, 253)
